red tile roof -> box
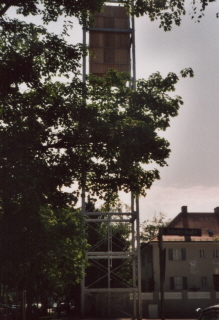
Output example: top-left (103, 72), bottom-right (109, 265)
top-left (153, 208), bottom-right (219, 242)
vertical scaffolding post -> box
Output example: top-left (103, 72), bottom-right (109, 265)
top-left (81, 18), bottom-right (86, 311)
top-left (81, 184), bottom-right (86, 318)
top-left (131, 193), bottom-right (137, 318)
top-left (131, 14), bottom-right (136, 88)
top-left (108, 215), bottom-right (111, 317)
top-left (82, 21), bottom-right (87, 84)
top-left (136, 197), bottom-right (142, 320)
top-left (131, 7), bottom-right (141, 318)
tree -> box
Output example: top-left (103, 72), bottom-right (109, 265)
top-left (0, 205), bottom-right (87, 311)
top-left (0, 0), bottom-right (217, 33)
top-left (0, 20), bottom-right (83, 213)
top-left (0, 0), bottom-right (105, 23)
top-left (84, 69), bottom-right (193, 199)
top-left (128, 0), bottom-right (218, 30)
top-left (0, 20), bottom-right (192, 301)
top-left (0, 0), bottom-right (195, 312)
top-left (141, 212), bottom-right (169, 242)
top-left (0, 17), bottom-right (194, 208)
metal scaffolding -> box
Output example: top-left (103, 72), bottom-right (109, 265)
top-left (81, 192), bottom-right (142, 319)
top-left (81, 2), bottom-right (142, 318)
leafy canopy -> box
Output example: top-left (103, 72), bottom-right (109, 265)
top-left (141, 212), bottom-right (169, 242)
top-left (0, 205), bottom-right (87, 300)
top-left (0, 0), bottom-right (195, 301)
top-left (0, 0), bottom-right (217, 30)
top-left (0, 14), bottom-right (194, 205)
top-left (0, 19), bottom-right (87, 300)
top-left (85, 69), bottom-right (193, 199)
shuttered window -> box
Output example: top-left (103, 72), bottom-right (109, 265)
top-left (213, 249), bottom-right (219, 258)
top-left (168, 248), bottom-right (186, 260)
top-left (201, 276), bottom-right (208, 288)
top-left (170, 277), bottom-right (188, 290)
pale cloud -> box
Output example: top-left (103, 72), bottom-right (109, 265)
top-left (138, 185), bottom-right (219, 222)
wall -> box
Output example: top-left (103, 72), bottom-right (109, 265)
top-left (85, 290), bottom-right (219, 318)
top-left (141, 290), bottom-right (219, 319)
top-left (148, 242), bottom-right (219, 291)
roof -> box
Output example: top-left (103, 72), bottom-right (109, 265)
top-left (153, 206), bottom-right (219, 242)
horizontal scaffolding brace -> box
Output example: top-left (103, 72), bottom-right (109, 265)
top-left (85, 218), bottom-right (132, 222)
top-left (87, 251), bottom-right (136, 257)
top-left (84, 288), bottom-right (138, 293)
top-left (87, 256), bottom-right (136, 260)
top-left (89, 28), bottom-right (132, 33)
top-left (88, 255), bottom-right (135, 259)
top-left (83, 212), bottom-right (137, 216)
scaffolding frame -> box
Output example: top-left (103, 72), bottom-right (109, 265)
top-left (81, 2), bottom-right (142, 318)
top-left (81, 192), bottom-right (142, 319)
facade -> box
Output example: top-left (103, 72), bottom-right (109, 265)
top-left (141, 206), bottom-right (219, 319)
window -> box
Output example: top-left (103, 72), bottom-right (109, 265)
top-left (200, 249), bottom-right (205, 258)
top-left (168, 248), bottom-right (186, 260)
top-left (213, 250), bottom-right (219, 258)
top-left (170, 277), bottom-right (187, 290)
top-left (213, 275), bottom-right (219, 291)
top-left (201, 276), bottom-right (208, 288)
top-left (173, 249), bottom-right (182, 260)
top-left (174, 277), bottom-right (183, 290)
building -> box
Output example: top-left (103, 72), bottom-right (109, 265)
top-left (141, 206), bottom-right (219, 319)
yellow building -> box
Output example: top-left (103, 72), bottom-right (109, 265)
top-left (141, 206), bottom-right (219, 319)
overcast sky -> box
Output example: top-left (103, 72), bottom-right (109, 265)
top-left (8, 1), bottom-right (219, 222)
top-left (134, 1), bottom-right (219, 221)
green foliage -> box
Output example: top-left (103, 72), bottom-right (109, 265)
top-left (141, 212), bottom-right (169, 242)
top-left (85, 69), bottom-right (192, 199)
top-left (0, 0), bottom-right (196, 305)
top-left (123, 0), bottom-right (217, 31)
top-left (0, 21), bottom-right (83, 215)
top-left (0, 0), bottom-right (105, 24)
top-left (0, 19), bottom-right (82, 95)
top-left (180, 68), bottom-right (194, 78)
top-left (0, 0), bottom-right (217, 31)
top-left (0, 20), bottom-right (191, 207)
top-left (0, 206), bottom-right (87, 300)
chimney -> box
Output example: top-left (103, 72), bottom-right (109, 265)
top-left (214, 207), bottom-right (219, 215)
top-left (181, 206), bottom-right (188, 214)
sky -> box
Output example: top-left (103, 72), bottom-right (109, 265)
top-left (133, 1), bottom-right (219, 221)
top-left (8, 1), bottom-right (219, 222)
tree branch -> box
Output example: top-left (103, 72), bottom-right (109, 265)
top-left (0, 1), bottom-right (16, 17)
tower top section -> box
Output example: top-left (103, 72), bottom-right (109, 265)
top-left (89, 5), bottom-right (131, 77)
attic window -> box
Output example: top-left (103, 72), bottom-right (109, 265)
top-left (207, 229), bottom-right (214, 237)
